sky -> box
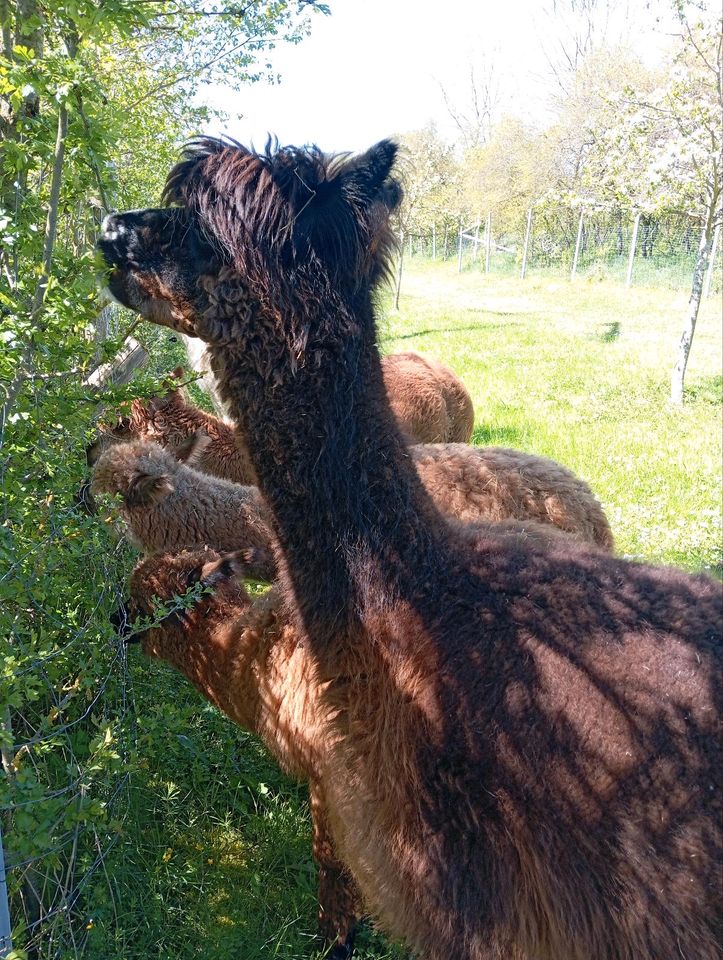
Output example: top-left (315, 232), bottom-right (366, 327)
top-left (197, 0), bottom-right (685, 153)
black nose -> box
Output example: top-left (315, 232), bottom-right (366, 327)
top-left (110, 600), bottom-right (141, 644)
top-left (98, 213), bottom-right (137, 267)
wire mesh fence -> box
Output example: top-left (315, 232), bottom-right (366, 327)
top-left (0, 484), bottom-right (137, 960)
top-left (405, 205), bottom-right (722, 295)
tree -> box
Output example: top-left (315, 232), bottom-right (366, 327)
top-left (392, 123), bottom-right (459, 307)
top-left (438, 51), bottom-right (500, 152)
top-left (585, 9), bottom-right (722, 403)
top-left (0, 1), bottom-right (328, 951)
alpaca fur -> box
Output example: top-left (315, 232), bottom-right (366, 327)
top-left (86, 367), bottom-right (257, 484)
top-left (90, 439), bottom-right (275, 578)
top-left (409, 442), bottom-right (613, 549)
top-left (99, 138), bottom-right (722, 960)
top-left (90, 385), bottom-right (612, 548)
top-left (91, 433), bottom-right (613, 561)
top-left (87, 347), bottom-right (473, 473)
top-left (383, 350), bottom-right (474, 443)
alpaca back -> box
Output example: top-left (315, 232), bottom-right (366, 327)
top-left (411, 443), bottom-right (614, 549)
top-left (383, 351), bottom-right (474, 443)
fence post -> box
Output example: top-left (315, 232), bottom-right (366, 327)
top-left (703, 223), bottom-right (720, 298)
top-left (485, 211), bottom-right (492, 275)
top-left (0, 822), bottom-right (12, 958)
top-left (521, 208), bottom-right (533, 280)
top-left (626, 212), bottom-right (641, 287)
top-left (457, 218), bottom-right (463, 273)
top-left (431, 222), bottom-right (437, 261)
top-left (571, 211), bottom-right (584, 279)
top-left (473, 218), bottom-right (481, 262)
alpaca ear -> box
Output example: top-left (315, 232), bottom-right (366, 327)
top-left (172, 430), bottom-right (211, 467)
top-left (342, 140), bottom-right (402, 211)
top-left (125, 472), bottom-right (174, 507)
top-left (197, 552), bottom-right (248, 588)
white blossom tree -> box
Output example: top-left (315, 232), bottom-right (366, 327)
top-left (586, 9), bottom-right (722, 402)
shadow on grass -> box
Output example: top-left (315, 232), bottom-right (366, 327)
top-left (601, 321), bottom-right (621, 342)
top-left (683, 374), bottom-right (723, 405)
top-left (472, 423), bottom-right (529, 447)
top-left (381, 318), bottom-right (522, 344)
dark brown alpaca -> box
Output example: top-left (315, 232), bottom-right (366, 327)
top-left (99, 139), bottom-right (721, 960)
top-left (88, 348), bottom-right (473, 471)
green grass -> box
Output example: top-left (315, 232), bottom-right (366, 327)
top-left (93, 262), bottom-right (721, 959)
top-left (383, 261), bottom-right (722, 573)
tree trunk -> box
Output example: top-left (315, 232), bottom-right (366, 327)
top-left (394, 231), bottom-right (405, 310)
top-left (671, 198), bottom-right (720, 405)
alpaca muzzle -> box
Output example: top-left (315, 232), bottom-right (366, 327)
top-left (110, 600), bottom-right (142, 644)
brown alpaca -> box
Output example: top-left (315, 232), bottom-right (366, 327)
top-left (86, 367), bottom-right (258, 484)
top-left (116, 531), bottom-right (570, 957)
top-left (90, 439), bottom-right (275, 578)
top-left (87, 348), bottom-right (473, 473)
top-left (99, 140), bottom-right (721, 960)
top-left (409, 442), bottom-right (613, 549)
top-left (116, 549), bottom-right (360, 957)
top-left (383, 350), bottom-right (474, 443)
top-left (89, 382), bottom-right (611, 549)
top-left (91, 433), bottom-right (612, 563)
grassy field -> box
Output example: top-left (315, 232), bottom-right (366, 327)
top-left (93, 261), bottom-right (722, 960)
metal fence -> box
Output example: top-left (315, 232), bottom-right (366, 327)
top-left (405, 206), bottom-right (722, 295)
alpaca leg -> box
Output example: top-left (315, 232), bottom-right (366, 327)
top-left (309, 781), bottom-right (361, 957)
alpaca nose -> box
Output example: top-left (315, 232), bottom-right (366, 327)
top-left (110, 600), bottom-right (140, 643)
top-left (98, 214), bottom-right (135, 266)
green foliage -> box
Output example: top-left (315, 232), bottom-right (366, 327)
top-left (0, 0), bottom-right (328, 954)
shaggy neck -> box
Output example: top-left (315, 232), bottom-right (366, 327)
top-left (210, 288), bottom-right (446, 645)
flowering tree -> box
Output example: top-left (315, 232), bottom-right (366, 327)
top-left (586, 9), bottom-right (722, 402)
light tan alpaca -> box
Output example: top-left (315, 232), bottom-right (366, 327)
top-left (90, 439), bottom-right (275, 578)
top-left (92, 435), bottom-right (613, 564)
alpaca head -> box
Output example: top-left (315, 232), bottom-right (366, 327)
top-left (112, 549), bottom-right (249, 656)
top-left (97, 138), bottom-right (403, 345)
top-left (86, 367), bottom-right (189, 467)
top-left (90, 432), bottom-right (213, 506)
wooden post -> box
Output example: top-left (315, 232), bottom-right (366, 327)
top-left (432, 222), bottom-right (437, 261)
top-left (485, 211), bottom-right (492, 275)
top-left (626, 212), bottom-right (641, 287)
top-left (571, 211), bottom-right (584, 279)
top-left (457, 218), bottom-right (463, 273)
top-left (443, 223), bottom-right (449, 260)
top-left (703, 223), bottom-right (720, 298)
top-left (521, 208), bottom-right (533, 280)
